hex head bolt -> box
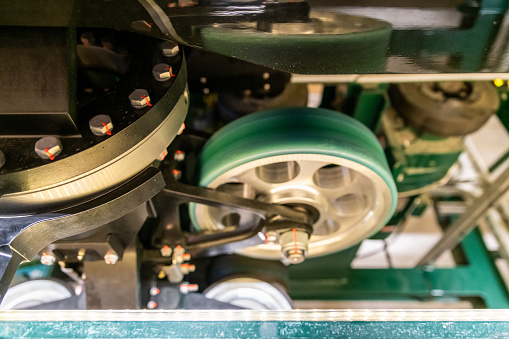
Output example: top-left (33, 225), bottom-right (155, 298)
top-left (161, 41), bottom-right (179, 57)
top-left (280, 228), bottom-right (309, 264)
top-left (35, 136), bottom-right (62, 160)
top-left (104, 252), bottom-right (119, 265)
top-left (89, 115), bottom-right (113, 136)
top-left (129, 89), bottom-right (152, 109)
top-left (152, 63), bottom-right (175, 82)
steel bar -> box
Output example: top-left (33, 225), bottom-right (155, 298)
top-left (418, 164), bottom-right (509, 266)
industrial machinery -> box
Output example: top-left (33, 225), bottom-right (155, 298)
top-left (1, 0), bottom-right (509, 335)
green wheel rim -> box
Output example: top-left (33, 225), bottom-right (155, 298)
top-left (190, 107), bottom-right (397, 259)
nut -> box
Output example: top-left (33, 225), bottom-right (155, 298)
top-left (152, 63), bottom-right (174, 82)
top-left (161, 41), bottom-right (179, 57)
top-left (35, 136), bottom-right (63, 160)
top-left (40, 253), bottom-right (56, 266)
top-left (104, 252), bottom-right (119, 265)
top-left (279, 229), bottom-right (308, 265)
top-left (129, 89), bottom-right (152, 109)
top-left (266, 231), bottom-right (278, 244)
top-left (89, 115), bottom-right (113, 136)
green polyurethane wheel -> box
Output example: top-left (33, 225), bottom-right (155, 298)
top-left (190, 107), bottom-right (397, 260)
top-left (200, 13), bottom-right (392, 74)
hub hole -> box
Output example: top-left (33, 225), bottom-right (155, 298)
top-left (313, 219), bottom-right (340, 236)
top-left (313, 164), bottom-right (356, 188)
top-left (221, 213), bottom-right (241, 227)
top-left (334, 194), bottom-right (367, 215)
top-left (255, 161), bottom-right (300, 184)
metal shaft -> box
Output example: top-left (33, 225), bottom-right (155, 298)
top-left (418, 164), bottom-right (509, 266)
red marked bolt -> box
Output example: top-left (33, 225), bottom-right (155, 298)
top-left (147, 301), bottom-right (158, 309)
top-left (104, 252), bottom-right (119, 265)
top-left (35, 137), bottom-right (62, 160)
top-left (159, 149), bottom-right (168, 161)
top-left (180, 264), bottom-right (196, 274)
top-left (173, 169), bottom-right (181, 180)
top-left (177, 123), bottom-right (185, 135)
top-left (152, 63), bottom-right (175, 82)
top-left (89, 115), bottom-right (113, 136)
top-left (161, 41), bottom-right (179, 57)
top-left (182, 253), bottom-right (191, 261)
top-left (180, 283), bottom-right (199, 294)
top-left (150, 287), bottom-right (160, 296)
top-left (160, 245), bottom-right (172, 257)
top-left (174, 150), bottom-right (185, 162)
top-left (129, 89), bottom-right (152, 109)
top-left (40, 252), bottom-right (56, 266)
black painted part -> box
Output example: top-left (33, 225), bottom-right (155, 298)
top-left (0, 167), bottom-right (165, 302)
top-left (0, 27), bottom-right (79, 137)
top-left (0, 28), bottom-right (185, 197)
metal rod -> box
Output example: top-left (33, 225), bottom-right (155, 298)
top-left (418, 164), bottom-right (509, 266)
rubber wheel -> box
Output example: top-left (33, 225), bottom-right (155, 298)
top-left (389, 81), bottom-right (500, 137)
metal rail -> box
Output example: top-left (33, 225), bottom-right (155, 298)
top-left (418, 164), bottom-right (509, 266)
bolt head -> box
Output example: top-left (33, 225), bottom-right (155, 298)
top-left (152, 63), bottom-right (174, 82)
top-left (89, 115), bottom-right (113, 136)
top-left (147, 301), bottom-right (157, 309)
top-left (35, 137), bottom-right (63, 160)
top-left (266, 231), bottom-right (278, 244)
top-left (161, 41), bottom-right (179, 57)
top-left (286, 251), bottom-right (305, 264)
top-left (129, 89), bottom-right (151, 109)
top-left (160, 246), bottom-right (172, 257)
top-left (150, 287), bottom-right (160, 296)
top-left (40, 253), bottom-right (56, 266)
top-left (174, 150), bottom-right (185, 162)
top-left (104, 252), bottom-right (119, 264)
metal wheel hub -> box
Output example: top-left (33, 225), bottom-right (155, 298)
top-left (190, 107), bottom-right (397, 260)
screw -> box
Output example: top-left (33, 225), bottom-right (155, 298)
top-left (158, 270), bottom-right (166, 279)
top-left (131, 20), bottom-right (152, 33)
top-left (147, 301), bottom-right (158, 309)
top-left (279, 229), bottom-right (308, 265)
top-left (182, 253), bottom-right (191, 261)
top-left (174, 150), bottom-right (185, 162)
top-left (159, 149), bottom-right (168, 161)
top-left (35, 136), bottom-right (63, 160)
top-left (40, 253), bottom-right (56, 266)
top-left (104, 252), bottom-right (119, 265)
top-left (263, 72), bottom-right (270, 80)
top-left (180, 264), bottom-right (196, 274)
top-left (129, 89), bottom-right (152, 109)
top-left (200, 77), bottom-right (207, 84)
top-left (265, 231), bottom-right (278, 244)
top-left (173, 169), bottom-right (181, 180)
top-left (160, 245), bottom-right (172, 257)
top-left (180, 283), bottom-right (199, 294)
top-left (89, 115), bottom-right (113, 136)
top-left (152, 63), bottom-right (174, 82)
top-left (177, 123), bottom-right (185, 135)
top-left (150, 287), bottom-right (160, 296)
top-left (161, 41), bottom-right (179, 57)
top-left (0, 150), bottom-right (5, 169)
